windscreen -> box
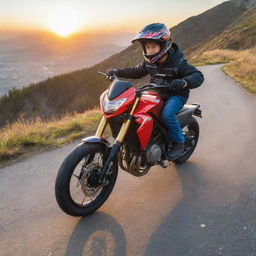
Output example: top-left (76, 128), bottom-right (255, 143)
top-left (107, 80), bottom-right (133, 100)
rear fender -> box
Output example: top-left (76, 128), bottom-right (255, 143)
top-left (177, 104), bottom-right (202, 128)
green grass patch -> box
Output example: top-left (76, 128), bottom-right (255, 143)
top-left (0, 109), bottom-right (104, 167)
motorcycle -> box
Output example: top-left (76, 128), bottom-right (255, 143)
top-left (55, 72), bottom-right (202, 216)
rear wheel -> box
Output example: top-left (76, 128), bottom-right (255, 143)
top-left (174, 117), bottom-right (199, 164)
top-left (55, 142), bottom-right (118, 216)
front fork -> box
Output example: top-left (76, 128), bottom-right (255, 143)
top-left (97, 97), bottom-right (140, 184)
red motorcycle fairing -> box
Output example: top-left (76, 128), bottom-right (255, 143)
top-left (133, 113), bottom-right (153, 150)
top-left (136, 92), bottom-right (164, 117)
top-left (100, 87), bottom-right (136, 118)
top-left (100, 88), bottom-right (164, 150)
top-left (133, 92), bottom-right (164, 150)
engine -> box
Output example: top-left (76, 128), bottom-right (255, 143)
top-left (117, 142), bottom-right (163, 177)
top-left (145, 143), bottom-right (162, 164)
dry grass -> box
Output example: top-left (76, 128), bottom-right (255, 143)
top-left (222, 49), bottom-right (256, 93)
top-left (189, 48), bottom-right (256, 93)
top-left (0, 109), bottom-right (102, 165)
top-left (189, 49), bottom-right (246, 66)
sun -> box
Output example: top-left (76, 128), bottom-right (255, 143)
top-left (45, 7), bottom-right (83, 37)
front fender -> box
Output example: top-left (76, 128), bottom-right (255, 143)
top-left (82, 136), bottom-right (110, 149)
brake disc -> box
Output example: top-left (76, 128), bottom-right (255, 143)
top-left (80, 162), bottom-right (103, 197)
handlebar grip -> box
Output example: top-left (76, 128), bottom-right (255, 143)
top-left (97, 71), bottom-right (106, 76)
top-left (97, 71), bottom-right (117, 81)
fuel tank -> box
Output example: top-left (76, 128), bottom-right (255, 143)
top-left (136, 91), bottom-right (164, 116)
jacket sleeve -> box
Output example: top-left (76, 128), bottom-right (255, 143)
top-left (115, 61), bottom-right (148, 79)
top-left (178, 58), bottom-right (204, 89)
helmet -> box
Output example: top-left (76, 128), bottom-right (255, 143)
top-left (131, 23), bottom-right (172, 63)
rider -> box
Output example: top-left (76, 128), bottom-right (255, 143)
top-left (107, 23), bottom-right (204, 160)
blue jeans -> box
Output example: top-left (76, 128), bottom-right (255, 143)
top-left (161, 95), bottom-right (188, 143)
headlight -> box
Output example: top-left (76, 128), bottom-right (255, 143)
top-left (103, 96), bottom-right (127, 114)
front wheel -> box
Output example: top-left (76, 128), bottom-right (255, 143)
top-left (174, 117), bottom-right (199, 164)
top-left (55, 142), bottom-right (118, 216)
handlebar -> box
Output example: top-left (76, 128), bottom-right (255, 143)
top-left (136, 83), bottom-right (156, 92)
top-left (97, 71), bottom-right (117, 81)
top-left (97, 71), bottom-right (171, 92)
top-left (136, 83), bottom-right (170, 93)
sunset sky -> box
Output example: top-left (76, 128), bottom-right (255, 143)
top-left (1, 0), bottom-right (225, 35)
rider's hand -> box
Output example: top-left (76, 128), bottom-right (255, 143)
top-left (169, 79), bottom-right (188, 91)
top-left (106, 69), bottom-right (118, 78)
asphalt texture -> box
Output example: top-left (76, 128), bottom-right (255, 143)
top-left (0, 64), bottom-right (256, 256)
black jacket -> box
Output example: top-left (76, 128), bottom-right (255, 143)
top-left (115, 43), bottom-right (204, 99)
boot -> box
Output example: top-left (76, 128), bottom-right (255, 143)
top-left (167, 142), bottom-right (184, 160)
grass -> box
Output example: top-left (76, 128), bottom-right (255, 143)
top-left (189, 49), bottom-right (244, 66)
top-left (222, 50), bottom-right (256, 93)
top-left (0, 109), bottom-right (104, 167)
top-left (189, 48), bottom-right (256, 93)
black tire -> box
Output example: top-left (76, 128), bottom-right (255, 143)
top-left (55, 142), bottom-right (118, 217)
top-left (174, 117), bottom-right (199, 164)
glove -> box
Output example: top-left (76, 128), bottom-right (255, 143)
top-left (106, 69), bottom-right (118, 78)
top-left (169, 79), bottom-right (187, 91)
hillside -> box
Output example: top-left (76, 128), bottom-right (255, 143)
top-left (231, 0), bottom-right (256, 9)
top-left (0, 0), bottom-right (252, 127)
top-left (171, 1), bottom-right (245, 53)
top-left (188, 6), bottom-right (256, 57)
top-left (0, 44), bottom-right (145, 127)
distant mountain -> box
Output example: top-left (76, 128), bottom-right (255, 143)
top-left (0, 0), bottom-right (254, 127)
top-left (0, 31), bottom-right (133, 96)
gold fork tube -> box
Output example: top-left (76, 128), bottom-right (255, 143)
top-left (95, 116), bottom-right (108, 137)
top-left (116, 97), bottom-right (140, 143)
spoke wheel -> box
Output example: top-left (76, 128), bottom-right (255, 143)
top-left (55, 143), bottom-right (118, 216)
top-left (69, 153), bottom-right (104, 207)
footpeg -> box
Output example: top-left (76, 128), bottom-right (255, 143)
top-left (160, 160), bottom-right (170, 168)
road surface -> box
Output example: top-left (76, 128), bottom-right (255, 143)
top-left (1, 64), bottom-right (256, 256)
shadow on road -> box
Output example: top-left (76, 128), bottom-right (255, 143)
top-left (143, 161), bottom-right (256, 256)
top-left (143, 161), bottom-right (206, 255)
top-left (64, 212), bottom-right (126, 256)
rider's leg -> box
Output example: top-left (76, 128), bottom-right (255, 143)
top-left (161, 95), bottom-right (187, 160)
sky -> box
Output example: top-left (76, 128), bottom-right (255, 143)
top-left (0, 0), bottom-right (226, 34)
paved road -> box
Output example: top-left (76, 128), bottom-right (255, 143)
top-left (1, 64), bottom-right (256, 256)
